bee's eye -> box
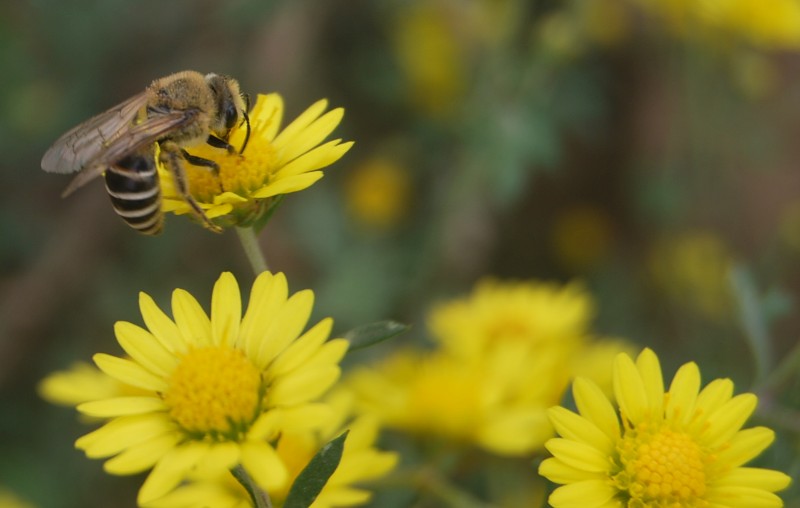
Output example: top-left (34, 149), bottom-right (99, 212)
top-left (225, 103), bottom-right (238, 130)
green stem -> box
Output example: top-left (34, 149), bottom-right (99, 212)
top-left (231, 465), bottom-right (272, 508)
top-left (236, 226), bottom-right (269, 275)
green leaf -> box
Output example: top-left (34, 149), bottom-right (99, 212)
top-left (344, 320), bottom-right (410, 352)
top-left (729, 264), bottom-right (772, 383)
top-left (284, 431), bottom-right (348, 508)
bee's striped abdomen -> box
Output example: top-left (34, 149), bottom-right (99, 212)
top-left (104, 152), bottom-right (163, 235)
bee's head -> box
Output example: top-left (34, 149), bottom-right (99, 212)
top-left (205, 73), bottom-right (250, 152)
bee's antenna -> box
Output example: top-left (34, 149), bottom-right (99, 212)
top-left (240, 93), bottom-right (251, 154)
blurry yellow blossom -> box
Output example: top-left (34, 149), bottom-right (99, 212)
top-left (348, 279), bottom-right (636, 456)
top-left (345, 157), bottom-right (411, 230)
top-left (428, 279), bottom-right (594, 359)
top-left (0, 488), bottom-right (35, 508)
top-left (649, 231), bottom-right (735, 320)
top-left (632, 0), bottom-right (800, 49)
top-left (550, 204), bottom-right (615, 273)
top-left (346, 347), bottom-right (556, 456)
top-left (539, 348), bottom-right (792, 507)
top-left (392, 2), bottom-right (466, 118)
top-left (160, 93), bottom-right (353, 229)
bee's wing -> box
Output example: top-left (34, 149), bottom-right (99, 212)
top-left (59, 108), bottom-right (200, 197)
top-left (41, 92), bottom-right (151, 174)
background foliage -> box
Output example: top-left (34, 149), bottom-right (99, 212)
top-left (2, 0), bottom-right (800, 506)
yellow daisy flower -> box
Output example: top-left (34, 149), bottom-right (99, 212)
top-left (539, 348), bottom-right (792, 508)
top-left (146, 390), bottom-right (398, 508)
top-left (160, 93), bottom-right (353, 228)
top-left (73, 271), bottom-right (349, 505)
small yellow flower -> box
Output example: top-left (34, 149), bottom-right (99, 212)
top-left (344, 157), bottom-right (411, 230)
top-left (539, 348), bottom-right (792, 507)
top-left (160, 94), bottom-right (353, 228)
top-left (70, 271), bottom-right (348, 505)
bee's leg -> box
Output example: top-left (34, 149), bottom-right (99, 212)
top-left (206, 135), bottom-right (236, 153)
top-left (159, 141), bottom-right (222, 233)
top-left (181, 149), bottom-right (219, 173)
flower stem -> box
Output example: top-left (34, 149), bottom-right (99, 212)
top-left (236, 226), bottom-right (269, 275)
top-left (231, 465), bottom-right (273, 508)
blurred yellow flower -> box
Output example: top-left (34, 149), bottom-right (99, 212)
top-left (144, 390), bottom-right (398, 508)
top-left (0, 488), bottom-right (35, 508)
top-left (65, 271), bottom-right (348, 505)
top-left (649, 231), bottom-right (734, 320)
top-left (632, 0), bottom-right (800, 49)
top-left (345, 157), bottom-right (411, 230)
top-left (392, 3), bottom-right (466, 118)
top-left (346, 347), bottom-right (556, 456)
top-left (428, 279), bottom-right (594, 359)
top-left (160, 93), bottom-right (353, 229)
top-left (539, 348), bottom-right (792, 507)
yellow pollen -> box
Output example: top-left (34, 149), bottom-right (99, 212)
top-left (218, 143), bottom-right (276, 195)
top-left (616, 426), bottom-right (708, 507)
top-left (163, 346), bottom-right (261, 438)
top-left (186, 165), bottom-right (223, 203)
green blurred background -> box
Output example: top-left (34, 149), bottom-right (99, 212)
top-left (3, 0), bottom-right (800, 505)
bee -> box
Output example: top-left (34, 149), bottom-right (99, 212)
top-left (41, 70), bottom-right (251, 234)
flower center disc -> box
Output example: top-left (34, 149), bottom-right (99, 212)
top-left (617, 425), bottom-right (708, 506)
top-left (164, 346), bottom-right (261, 438)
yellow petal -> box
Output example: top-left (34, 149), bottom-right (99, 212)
top-left (93, 354), bottom-right (167, 392)
top-left (573, 377), bottom-right (620, 441)
top-left (138, 442), bottom-right (210, 504)
top-left (114, 321), bottom-right (177, 377)
top-left (250, 93), bottom-right (284, 140)
top-left (139, 292), bottom-right (184, 354)
top-left (701, 393), bottom-right (758, 449)
top-left (666, 361), bottom-right (700, 425)
top-left (548, 479), bottom-right (618, 508)
top-left (253, 289), bottom-right (314, 369)
top-left (172, 288), bottom-right (212, 347)
top-left (717, 427), bottom-right (775, 467)
top-left (277, 108), bottom-right (345, 165)
top-left (268, 318), bottom-right (333, 377)
top-left (274, 140), bottom-right (353, 179)
top-left (272, 99), bottom-right (328, 151)
top-left (76, 414), bottom-right (175, 458)
top-left (547, 406), bottom-right (614, 456)
top-left (276, 403), bottom-right (334, 432)
top-left (251, 172), bottom-right (325, 199)
top-left (269, 365), bottom-right (340, 406)
top-left (103, 431), bottom-right (183, 474)
top-left (240, 440), bottom-right (289, 491)
top-left (613, 352), bottom-right (648, 425)
top-left (714, 467), bottom-right (792, 492)
top-left (78, 396), bottom-right (167, 417)
top-left (706, 486), bottom-right (786, 508)
top-left (539, 457), bottom-right (601, 484)
top-left (635, 348), bottom-right (664, 416)
top-left (211, 272), bottom-right (241, 348)
top-left (240, 272), bottom-right (288, 366)
top-left (544, 438), bottom-right (612, 473)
